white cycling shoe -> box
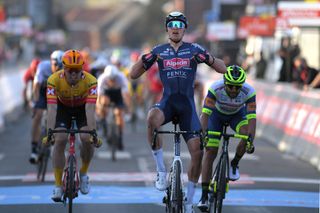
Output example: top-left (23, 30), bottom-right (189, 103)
top-left (155, 172), bottom-right (167, 191)
top-left (80, 174), bottom-right (90, 194)
top-left (229, 165), bottom-right (240, 181)
top-left (52, 186), bottom-right (63, 202)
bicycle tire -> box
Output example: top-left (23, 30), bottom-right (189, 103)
top-left (213, 155), bottom-right (227, 213)
top-left (109, 123), bottom-right (118, 161)
top-left (67, 155), bottom-right (75, 213)
top-left (170, 161), bottom-right (183, 213)
top-left (40, 147), bottom-right (50, 182)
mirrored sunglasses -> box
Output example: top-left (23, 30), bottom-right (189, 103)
top-left (226, 84), bottom-right (242, 90)
top-left (167, 21), bottom-right (185, 29)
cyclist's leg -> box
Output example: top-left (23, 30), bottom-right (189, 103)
top-left (30, 92), bottom-right (46, 163)
top-left (179, 99), bottom-right (203, 205)
top-left (147, 100), bottom-right (168, 191)
top-left (229, 108), bottom-right (248, 179)
top-left (199, 109), bottom-right (224, 202)
top-left (96, 95), bottom-right (109, 128)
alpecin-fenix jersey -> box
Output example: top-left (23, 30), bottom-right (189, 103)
top-left (150, 42), bottom-right (210, 97)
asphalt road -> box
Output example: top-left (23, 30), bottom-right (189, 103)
top-left (0, 111), bottom-right (319, 213)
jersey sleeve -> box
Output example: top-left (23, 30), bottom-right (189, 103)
top-left (192, 43), bottom-right (213, 65)
top-left (47, 75), bottom-right (57, 104)
top-left (202, 87), bottom-right (216, 116)
top-left (119, 72), bottom-right (129, 92)
top-left (86, 75), bottom-right (98, 104)
top-left (245, 86), bottom-right (257, 120)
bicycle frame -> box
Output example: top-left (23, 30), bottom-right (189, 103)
top-left (153, 120), bottom-right (202, 213)
top-left (48, 118), bottom-right (97, 213)
top-left (207, 123), bottom-right (248, 213)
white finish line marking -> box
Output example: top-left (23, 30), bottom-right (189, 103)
top-left (96, 151), bottom-right (131, 159)
top-left (163, 151), bottom-right (259, 160)
top-left (0, 173), bottom-right (318, 185)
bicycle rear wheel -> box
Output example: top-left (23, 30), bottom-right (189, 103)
top-left (213, 155), bottom-right (227, 213)
top-left (170, 161), bottom-right (183, 213)
top-left (67, 155), bottom-right (76, 213)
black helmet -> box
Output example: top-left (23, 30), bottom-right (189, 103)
top-left (165, 11), bottom-right (188, 29)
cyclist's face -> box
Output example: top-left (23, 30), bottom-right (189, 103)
top-left (51, 59), bottom-right (60, 72)
top-left (167, 21), bottom-right (185, 43)
top-left (64, 67), bottom-right (82, 85)
top-left (225, 84), bottom-right (241, 98)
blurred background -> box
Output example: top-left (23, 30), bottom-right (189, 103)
top-left (0, 0), bottom-right (319, 80)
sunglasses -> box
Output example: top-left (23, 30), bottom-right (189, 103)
top-left (167, 21), bottom-right (185, 29)
top-left (226, 84), bottom-right (242, 90)
top-left (65, 68), bottom-right (82, 74)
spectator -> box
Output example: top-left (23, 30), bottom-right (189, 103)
top-left (256, 51), bottom-right (267, 79)
top-left (292, 56), bottom-right (319, 89)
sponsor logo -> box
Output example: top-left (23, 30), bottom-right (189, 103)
top-left (167, 70), bottom-right (187, 79)
top-left (47, 87), bottom-right (55, 95)
top-left (163, 58), bottom-right (190, 69)
top-left (90, 87), bottom-right (97, 95)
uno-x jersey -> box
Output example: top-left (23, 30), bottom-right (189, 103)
top-left (47, 70), bottom-right (97, 107)
top-left (150, 42), bottom-right (210, 97)
top-left (203, 80), bottom-right (256, 118)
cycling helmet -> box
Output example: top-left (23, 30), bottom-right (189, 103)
top-left (224, 65), bottom-right (246, 85)
top-left (50, 50), bottom-right (64, 69)
top-left (104, 65), bottom-right (119, 79)
top-left (165, 11), bottom-right (188, 29)
top-left (62, 49), bottom-right (84, 69)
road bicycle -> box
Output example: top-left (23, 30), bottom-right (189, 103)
top-left (207, 122), bottom-right (253, 213)
top-left (152, 116), bottom-right (203, 213)
top-left (36, 111), bottom-right (51, 182)
top-left (47, 118), bottom-right (97, 213)
top-left (105, 102), bottom-right (121, 161)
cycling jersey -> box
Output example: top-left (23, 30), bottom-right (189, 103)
top-left (97, 71), bottom-right (129, 95)
top-left (148, 42), bottom-right (210, 141)
top-left (151, 42), bottom-right (209, 97)
top-left (202, 80), bottom-right (257, 148)
top-left (203, 80), bottom-right (256, 116)
top-left (34, 60), bottom-right (52, 88)
top-left (47, 70), bottom-right (97, 107)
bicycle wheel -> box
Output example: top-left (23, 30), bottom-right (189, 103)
top-left (213, 155), bottom-right (227, 213)
top-left (37, 146), bottom-right (50, 182)
top-left (67, 155), bottom-right (76, 213)
top-left (170, 161), bottom-right (183, 213)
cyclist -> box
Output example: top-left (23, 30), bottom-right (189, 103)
top-left (130, 11), bottom-right (227, 213)
top-left (197, 65), bottom-right (256, 211)
top-left (29, 50), bottom-right (64, 164)
top-left (44, 49), bottom-right (102, 202)
top-left (22, 58), bottom-right (40, 110)
top-left (96, 64), bottom-right (130, 150)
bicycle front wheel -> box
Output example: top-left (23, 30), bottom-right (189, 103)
top-left (67, 155), bottom-right (76, 213)
top-left (213, 155), bottom-right (227, 213)
top-left (170, 161), bottom-right (183, 213)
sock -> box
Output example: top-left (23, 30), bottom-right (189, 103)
top-left (80, 161), bottom-right (90, 175)
top-left (152, 148), bottom-right (166, 172)
top-left (201, 182), bottom-right (209, 199)
top-left (31, 141), bottom-right (38, 153)
top-left (231, 153), bottom-right (242, 166)
top-left (186, 181), bottom-right (197, 204)
top-left (54, 168), bottom-right (63, 186)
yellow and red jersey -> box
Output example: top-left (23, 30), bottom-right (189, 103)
top-left (47, 70), bottom-right (97, 107)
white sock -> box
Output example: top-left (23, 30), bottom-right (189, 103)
top-left (186, 181), bottom-right (196, 204)
top-left (152, 148), bottom-right (166, 172)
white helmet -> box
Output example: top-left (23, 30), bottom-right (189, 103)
top-left (50, 50), bottom-right (64, 69)
top-left (104, 65), bottom-right (119, 79)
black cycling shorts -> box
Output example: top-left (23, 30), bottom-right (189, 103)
top-left (55, 100), bottom-right (87, 129)
top-left (103, 88), bottom-right (124, 108)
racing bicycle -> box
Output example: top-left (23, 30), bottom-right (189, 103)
top-left (207, 122), bottom-right (253, 213)
top-left (152, 116), bottom-right (203, 213)
top-left (47, 117), bottom-right (97, 213)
